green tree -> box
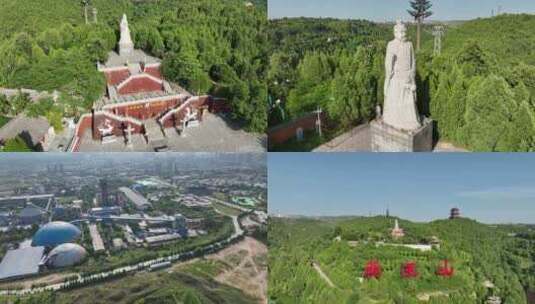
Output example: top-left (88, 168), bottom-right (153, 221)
top-left (182, 290), bottom-right (202, 304)
top-left (407, 0), bottom-right (433, 51)
top-left (2, 135), bottom-right (32, 152)
top-left (462, 75), bottom-right (517, 151)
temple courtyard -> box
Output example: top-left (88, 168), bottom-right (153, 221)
top-left (50, 113), bottom-right (265, 152)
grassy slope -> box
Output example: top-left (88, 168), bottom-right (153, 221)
top-left (52, 260), bottom-right (256, 304)
top-left (0, 0), bottom-right (165, 41)
top-left (269, 216), bottom-right (528, 303)
top-left (434, 14), bottom-right (535, 66)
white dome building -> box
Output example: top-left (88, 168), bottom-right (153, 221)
top-left (46, 243), bottom-right (87, 268)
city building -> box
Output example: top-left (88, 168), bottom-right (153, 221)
top-left (391, 219), bottom-right (405, 239)
top-left (32, 221), bottom-right (82, 247)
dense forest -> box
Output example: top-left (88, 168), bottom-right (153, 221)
top-left (0, 0), bottom-right (267, 133)
top-left (268, 14), bottom-right (535, 151)
top-left (269, 216), bottom-right (535, 303)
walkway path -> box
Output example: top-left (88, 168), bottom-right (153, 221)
top-left (312, 262), bottom-right (335, 288)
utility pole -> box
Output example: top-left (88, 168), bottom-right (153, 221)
top-left (315, 107), bottom-right (323, 137)
top-left (432, 25), bottom-right (444, 56)
top-left (92, 7), bottom-right (98, 24)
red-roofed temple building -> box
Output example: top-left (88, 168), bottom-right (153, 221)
top-left (69, 14), bottom-right (227, 151)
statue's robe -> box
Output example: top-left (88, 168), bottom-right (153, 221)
top-left (383, 39), bottom-right (421, 131)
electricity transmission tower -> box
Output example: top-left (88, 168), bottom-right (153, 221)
top-left (432, 25), bottom-right (444, 55)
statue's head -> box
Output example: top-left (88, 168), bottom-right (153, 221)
top-left (394, 20), bottom-right (407, 42)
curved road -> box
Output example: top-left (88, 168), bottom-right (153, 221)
top-left (0, 214), bottom-right (244, 297)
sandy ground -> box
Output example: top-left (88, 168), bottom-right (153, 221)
top-left (207, 237), bottom-right (267, 304)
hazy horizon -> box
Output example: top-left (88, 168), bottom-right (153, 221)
top-left (269, 0), bottom-right (535, 22)
top-left (268, 153), bottom-right (535, 224)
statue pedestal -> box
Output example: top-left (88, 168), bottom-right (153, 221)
top-left (371, 117), bottom-right (433, 152)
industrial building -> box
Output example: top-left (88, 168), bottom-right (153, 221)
top-left (32, 221), bottom-right (82, 247)
top-left (0, 220), bottom-right (87, 280)
top-left (118, 187), bottom-right (152, 210)
top-left (0, 194), bottom-right (54, 208)
top-left (145, 233), bottom-right (182, 246)
top-left (18, 205), bottom-right (45, 225)
top-left (0, 212), bottom-right (10, 226)
top-left (90, 206), bottom-right (122, 217)
top-left (0, 246), bottom-right (45, 281)
top-left (45, 243), bottom-right (87, 268)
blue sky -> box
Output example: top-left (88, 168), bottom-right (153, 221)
top-left (268, 153), bottom-right (535, 224)
top-left (268, 0), bottom-right (535, 21)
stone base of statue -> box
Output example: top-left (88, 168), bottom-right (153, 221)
top-left (371, 117), bottom-right (433, 152)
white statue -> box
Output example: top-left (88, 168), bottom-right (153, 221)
top-left (383, 21), bottom-right (421, 131)
top-left (119, 14), bottom-right (134, 56)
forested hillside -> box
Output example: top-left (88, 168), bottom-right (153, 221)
top-left (268, 14), bottom-right (535, 151)
top-left (0, 0), bottom-right (267, 132)
top-left (269, 216), bottom-right (535, 303)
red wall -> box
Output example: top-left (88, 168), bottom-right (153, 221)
top-left (268, 112), bottom-right (324, 147)
top-left (111, 98), bottom-right (182, 120)
top-left (117, 77), bottom-right (163, 95)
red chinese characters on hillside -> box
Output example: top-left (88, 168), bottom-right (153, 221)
top-left (363, 260), bottom-right (382, 279)
top-left (362, 259), bottom-right (454, 280)
top-left (400, 261), bottom-right (418, 278)
top-left (436, 259), bottom-right (454, 277)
